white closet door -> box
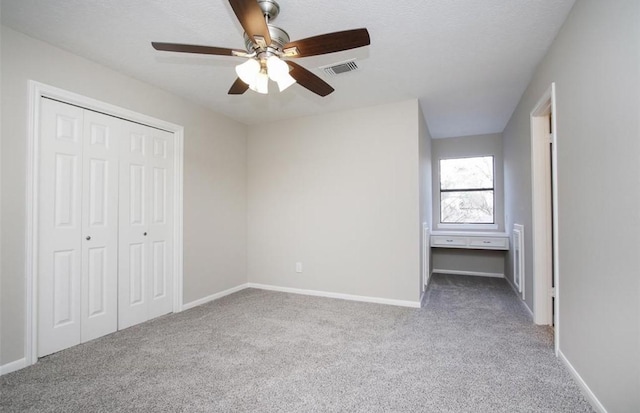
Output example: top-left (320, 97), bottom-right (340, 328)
top-left (118, 122), bottom-right (149, 329)
top-left (147, 128), bottom-right (174, 319)
top-left (38, 98), bottom-right (176, 354)
top-left (119, 122), bottom-right (174, 329)
top-left (80, 110), bottom-right (120, 342)
top-left (38, 99), bottom-right (84, 357)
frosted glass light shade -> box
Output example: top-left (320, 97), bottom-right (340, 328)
top-left (236, 56), bottom-right (295, 94)
top-left (266, 56), bottom-right (289, 81)
top-left (235, 59), bottom-right (260, 85)
top-left (250, 71), bottom-right (269, 94)
top-left (276, 72), bottom-right (296, 92)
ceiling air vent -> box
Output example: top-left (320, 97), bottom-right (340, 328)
top-left (321, 60), bottom-right (359, 76)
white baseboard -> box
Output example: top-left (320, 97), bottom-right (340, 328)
top-left (0, 357), bottom-right (28, 376)
top-left (505, 275), bottom-right (518, 294)
top-left (247, 283), bottom-right (421, 308)
top-left (520, 298), bottom-right (534, 319)
top-left (182, 283), bottom-right (249, 311)
top-left (505, 275), bottom-right (534, 319)
top-left (558, 350), bottom-right (607, 413)
top-left (432, 269), bottom-right (504, 278)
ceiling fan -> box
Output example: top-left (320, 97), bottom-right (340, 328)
top-left (151, 0), bottom-right (370, 97)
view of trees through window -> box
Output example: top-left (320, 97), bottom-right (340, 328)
top-left (440, 156), bottom-right (494, 224)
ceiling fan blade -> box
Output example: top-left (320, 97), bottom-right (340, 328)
top-left (229, 0), bottom-right (271, 46)
top-left (283, 28), bottom-right (370, 58)
top-left (287, 61), bottom-right (334, 97)
top-left (228, 78), bottom-right (249, 95)
top-left (152, 42), bottom-right (242, 56)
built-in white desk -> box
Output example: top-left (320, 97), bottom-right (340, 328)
top-left (430, 231), bottom-right (509, 251)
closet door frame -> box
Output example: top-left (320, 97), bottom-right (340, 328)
top-left (25, 81), bottom-right (184, 367)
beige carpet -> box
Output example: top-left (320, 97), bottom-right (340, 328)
top-left (0, 274), bottom-right (593, 412)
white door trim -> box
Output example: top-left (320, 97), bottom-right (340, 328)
top-left (422, 223), bottom-right (430, 292)
top-left (25, 80), bottom-right (184, 366)
top-left (530, 82), bottom-right (560, 355)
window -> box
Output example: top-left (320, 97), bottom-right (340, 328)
top-left (440, 156), bottom-right (494, 224)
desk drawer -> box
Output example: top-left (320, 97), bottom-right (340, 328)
top-left (468, 237), bottom-right (508, 249)
top-left (431, 236), bottom-right (467, 247)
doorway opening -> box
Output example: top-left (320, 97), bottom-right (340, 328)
top-left (530, 83), bottom-right (559, 354)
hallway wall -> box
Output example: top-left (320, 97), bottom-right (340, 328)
top-left (503, 1), bottom-right (640, 410)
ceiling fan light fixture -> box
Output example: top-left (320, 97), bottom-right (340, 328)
top-left (250, 71), bottom-right (269, 94)
top-left (266, 55), bottom-right (289, 81)
top-left (276, 72), bottom-right (296, 92)
top-left (235, 58), bottom-right (260, 86)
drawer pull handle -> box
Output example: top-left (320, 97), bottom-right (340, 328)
top-left (446, 239), bottom-right (454, 242)
top-left (483, 241), bottom-right (491, 243)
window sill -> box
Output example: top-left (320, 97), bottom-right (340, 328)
top-left (436, 223), bottom-right (499, 231)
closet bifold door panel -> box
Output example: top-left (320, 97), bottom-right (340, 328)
top-left (38, 99), bottom-right (84, 357)
top-left (80, 110), bottom-right (120, 343)
top-left (118, 122), bottom-right (174, 330)
top-left (38, 99), bottom-right (119, 357)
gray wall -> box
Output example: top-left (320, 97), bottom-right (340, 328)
top-left (432, 249), bottom-right (505, 277)
top-left (0, 27), bottom-right (248, 365)
top-left (502, 1), bottom-right (639, 410)
top-left (247, 100), bottom-right (423, 303)
top-left (431, 133), bottom-right (504, 231)
top-left (418, 105), bottom-right (433, 286)
top-left (0, 8), bottom-right (3, 371)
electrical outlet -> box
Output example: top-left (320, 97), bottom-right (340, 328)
top-left (295, 262), bottom-right (302, 273)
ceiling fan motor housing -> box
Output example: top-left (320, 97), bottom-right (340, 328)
top-left (243, 25), bottom-right (290, 55)
top-left (241, 0), bottom-right (289, 57)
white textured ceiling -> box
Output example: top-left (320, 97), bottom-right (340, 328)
top-left (1, 0), bottom-right (575, 138)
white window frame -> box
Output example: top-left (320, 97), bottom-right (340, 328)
top-left (437, 155), bottom-right (498, 230)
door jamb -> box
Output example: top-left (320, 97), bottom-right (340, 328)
top-left (530, 82), bottom-right (560, 355)
top-left (25, 81), bottom-right (185, 366)
top-left (422, 223), bottom-right (430, 292)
